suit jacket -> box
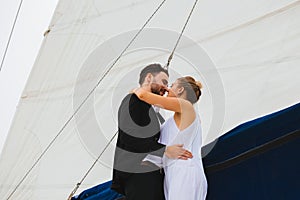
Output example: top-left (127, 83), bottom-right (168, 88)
top-left (111, 93), bottom-right (166, 194)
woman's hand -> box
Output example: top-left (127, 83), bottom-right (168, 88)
top-left (129, 88), bottom-right (139, 94)
top-left (165, 144), bottom-right (193, 160)
top-left (132, 87), bottom-right (147, 98)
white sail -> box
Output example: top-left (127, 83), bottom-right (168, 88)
top-left (0, 0), bottom-right (299, 199)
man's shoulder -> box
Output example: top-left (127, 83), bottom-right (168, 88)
top-left (119, 93), bottom-right (151, 115)
top-left (121, 93), bottom-right (143, 106)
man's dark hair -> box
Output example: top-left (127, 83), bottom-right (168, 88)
top-left (138, 63), bottom-right (169, 85)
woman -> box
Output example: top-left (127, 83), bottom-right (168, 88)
top-left (134, 76), bottom-right (207, 200)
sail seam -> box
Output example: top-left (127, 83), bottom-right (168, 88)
top-left (199, 0), bottom-right (300, 42)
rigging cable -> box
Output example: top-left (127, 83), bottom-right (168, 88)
top-left (165, 0), bottom-right (199, 70)
top-left (0, 0), bottom-right (24, 72)
top-left (67, 131), bottom-right (118, 200)
top-left (67, 0), bottom-right (200, 199)
top-left (6, 0), bottom-right (168, 199)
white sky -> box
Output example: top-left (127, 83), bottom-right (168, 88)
top-left (0, 0), bottom-right (58, 153)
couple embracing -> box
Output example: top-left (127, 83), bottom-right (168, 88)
top-left (111, 63), bottom-right (207, 200)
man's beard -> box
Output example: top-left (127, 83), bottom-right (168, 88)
top-left (151, 83), bottom-right (167, 96)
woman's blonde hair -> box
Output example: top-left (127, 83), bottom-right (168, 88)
top-left (177, 76), bottom-right (202, 104)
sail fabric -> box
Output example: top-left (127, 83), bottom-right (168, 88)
top-left (0, 0), bottom-right (300, 199)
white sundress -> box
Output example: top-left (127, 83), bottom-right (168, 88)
top-left (159, 115), bottom-right (208, 200)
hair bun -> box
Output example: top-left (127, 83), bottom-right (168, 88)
top-left (196, 81), bottom-right (203, 89)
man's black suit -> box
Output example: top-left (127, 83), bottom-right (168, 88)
top-left (111, 93), bottom-right (166, 200)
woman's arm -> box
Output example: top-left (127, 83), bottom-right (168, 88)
top-left (134, 88), bottom-right (188, 113)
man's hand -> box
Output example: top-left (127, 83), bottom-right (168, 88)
top-left (165, 144), bottom-right (193, 160)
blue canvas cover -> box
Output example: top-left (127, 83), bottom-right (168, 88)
top-left (203, 102), bottom-right (300, 199)
top-left (71, 181), bottom-right (123, 200)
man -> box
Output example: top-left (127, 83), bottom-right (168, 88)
top-left (111, 63), bottom-right (193, 200)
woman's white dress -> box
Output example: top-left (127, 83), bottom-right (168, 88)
top-left (160, 115), bottom-right (207, 200)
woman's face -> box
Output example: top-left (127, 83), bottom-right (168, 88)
top-left (167, 80), bottom-right (181, 97)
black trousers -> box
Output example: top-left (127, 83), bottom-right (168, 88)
top-left (124, 169), bottom-right (165, 200)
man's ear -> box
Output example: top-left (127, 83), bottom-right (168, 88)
top-left (145, 73), bottom-right (153, 83)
